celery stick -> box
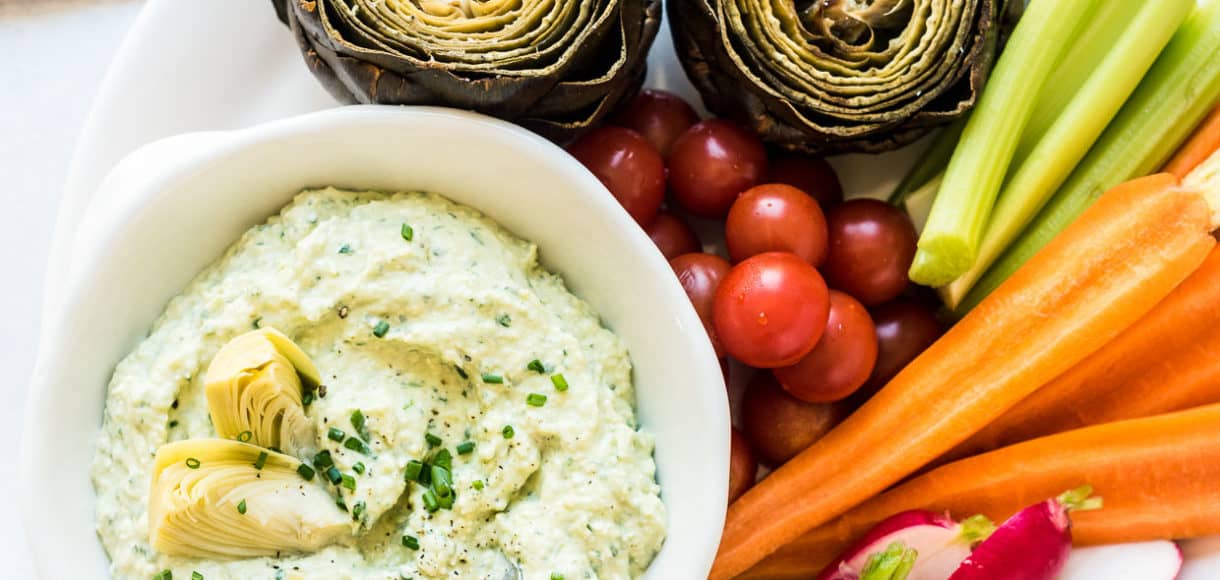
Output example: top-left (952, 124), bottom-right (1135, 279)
top-left (910, 0), bottom-right (1099, 287)
top-left (956, 0), bottom-right (1220, 315)
top-left (888, 119), bottom-right (964, 205)
top-left (941, 0), bottom-right (1194, 308)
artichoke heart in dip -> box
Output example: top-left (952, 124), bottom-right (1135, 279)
top-left (92, 188), bottom-right (667, 579)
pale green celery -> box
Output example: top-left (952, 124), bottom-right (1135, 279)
top-left (940, 0), bottom-right (1194, 308)
top-left (903, 172), bottom-right (943, 234)
top-left (910, 0), bottom-right (1099, 287)
top-left (956, 0), bottom-right (1220, 316)
top-left (888, 119), bottom-right (964, 205)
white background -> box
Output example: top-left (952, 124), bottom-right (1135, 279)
top-left (1, 1), bottom-right (142, 576)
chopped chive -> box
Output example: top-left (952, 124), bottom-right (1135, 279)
top-left (341, 474), bottom-right (356, 491)
top-left (236, 430), bottom-right (253, 442)
top-left (352, 501), bottom-right (366, 519)
top-left (481, 373), bottom-right (503, 384)
top-left (351, 409), bottom-right (369, 440)
top-left (328, 427), bottom-right (346, 442)
top-left (237, 499), bottom-right (247, 515)
top-left (338, 244), bottom-right (352, 255)
top-left (551, 574), bottom-right (565, 580)
top-left (373, 320), bottom-right (390, 338)
top-left (496, 314), bottom-right (512, 327)
top-left (185, 457), bottom-right (200, 469)
top-left (336, 498), bottom-right (347, 512)
top-left (168, 420), bottom-right (179, 429)
top-left (401, 223), bottom-right (414, 242)
top-left (353, 461), bottom-right (366, 474)
top-left (302, 391), bottom-right (314, 406)
top-left (527, 359), bottom-right (546, 373)
top-left (313, 450), bottom-right (334, 469)
top-left (192, 573), bottom-right (203, 580)
top-left (526, 393), bottom-right (548, 407)
top-left (424, 433), bottom-right (442, 448)
top-left (431, 466), bottom-right (453, 498)
top-left (154, 570), bottom-right (172, 580)
top-left (422, 489), bottom-right (440, 512)
top-left (456, 441), bottom-right (475, 455)
top-left (502, 425), bottom-right (515, 439)
top-left (418, 462), bottom-right (432, 486)
top-left (454, 365), bottom-right (468, 380)
top-left (344, 437), bottom-right (371, 455)
top-left (402, 535), bottom-right (420, 550)
top-left (472, 480), bottom-right (484, 490)
top-left (253, 451), bottom-right (268, 470)
top-left (404, 460), bottom-right (424, 482)
top-left (432, 448), bottom-right (453, 470)
top-left (252, 317), bottom-right (262, 329)
top-left (326, 466), bottom-right (342, 485)
top-left (550, 373), bottom-right (569, 392)
top-left (437, 492), bottom-right (454, 510)
top-left (297, 464), bottom-right (316, 481)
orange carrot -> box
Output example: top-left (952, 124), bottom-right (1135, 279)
top-left (1164, 104), bottom-right (1220, 177)
top-left (743, 403), bottom-right (1220, 579)
top-left (711, 171), bottom-right (1217, 579)
top-left (941, 244), bottom-right (1220, 463)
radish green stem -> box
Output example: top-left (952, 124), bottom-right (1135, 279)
top-left (860, 542), bottom-right (918, 580)
top-left (911, 0), bottom-right (1099, 287)
top-left (940, 0), bottom-right (1194, 308)
top-left (958, 514), bottom-right (997, 544)
top-left (1058, 485), bottom-right (1104, 512)
top-left (958, 0), bottom-right (1220, 315)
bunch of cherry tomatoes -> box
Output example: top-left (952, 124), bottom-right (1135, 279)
top-left (568, 90), bottom-right (946, 503)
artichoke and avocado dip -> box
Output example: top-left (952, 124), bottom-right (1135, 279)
top-left (92, 188), bottom-right (667, 579)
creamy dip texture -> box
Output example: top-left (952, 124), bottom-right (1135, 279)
top-left (92, 188), bottom-right (667, 579)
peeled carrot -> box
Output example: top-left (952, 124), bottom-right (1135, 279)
top-left (1164, 105), bottom-right (1220, 177)
top-left (942, 244), bottom-right (1220, 463)
top-left (711, 168), bottom-right (1218, 579)
top-left (743, 403), bottom-right (1220, 579)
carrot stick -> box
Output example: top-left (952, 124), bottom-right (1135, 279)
top-left (743, 403), bottom-right (1220, 579)
top-left (1164, 105), bottom-right (1220, 178)
top-left (941, 245), bottom-right (1220, 463)
top-left (711, 170), bottom-right (1217, 579)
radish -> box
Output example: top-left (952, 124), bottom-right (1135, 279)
top-left (817, 510), bottom-right (995, 580)
top-left (949, 486), bottom-right (1101, 580)
top-left (1060, 541), bottom-right (1181, 580)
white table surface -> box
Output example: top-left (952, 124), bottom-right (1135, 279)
top-left (1, 1), bottom-right (143, 576)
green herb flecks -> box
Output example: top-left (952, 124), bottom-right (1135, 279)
top-left (237, 499), bottom-right (247, 515)
top-left (401, 223), bottom-right (414, 242)
top-left (527, 393), bottom-right (548, 407)
top-left (373, 320), bottom-right (390, 338)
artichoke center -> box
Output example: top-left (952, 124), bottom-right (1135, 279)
top-left (799, 0), bottom-right (914, 48)
top-left (416, 0), bottom-right (514, 19)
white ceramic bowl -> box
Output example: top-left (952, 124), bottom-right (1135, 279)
top-left (21, 106), bottom-right (729, 578)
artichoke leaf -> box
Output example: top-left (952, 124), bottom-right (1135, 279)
top-left (149, 439), bottom-right (352, 559)
top-left (205, 328), bottom-right (318, 456)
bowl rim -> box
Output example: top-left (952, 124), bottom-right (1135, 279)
top-left (21, 105), bottom-right (728, 578)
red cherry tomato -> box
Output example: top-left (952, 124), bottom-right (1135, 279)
top-left (671, 253), bottom-right (732, 357)
top-left (823, 199), bottom-right (918, 305)
top-left (773, 291), bottom-right (878, 403)
top-left (766, 154), bottom-right (844, 210)
top-left (612, 89), bottom-right (700, 157)
top-left (862, 297), bottom-right (944, 396)
top-left (713, 252), bottom-right (830, 368)
top-left (728, 428), bottom-right (758, 504)
top-left (741, 373), bottom-right (845, 466)
top-left (567, 126), bottom-right (665, 226)
top-left (725, 183), bottom-right (829, 265)
top-left (668, 120), bottom-right (768, 218)
top-left (646, 210), bottom-right (702, 260)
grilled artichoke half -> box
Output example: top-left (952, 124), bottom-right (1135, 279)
top-left (669, 0), bottom-right (1003, 153)
top-left (272, 0), bottom-right (662, 142)
top-left (205, 328), bottom-right (319, 457)
top-left (149, 439), bottom-right (351, 558)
